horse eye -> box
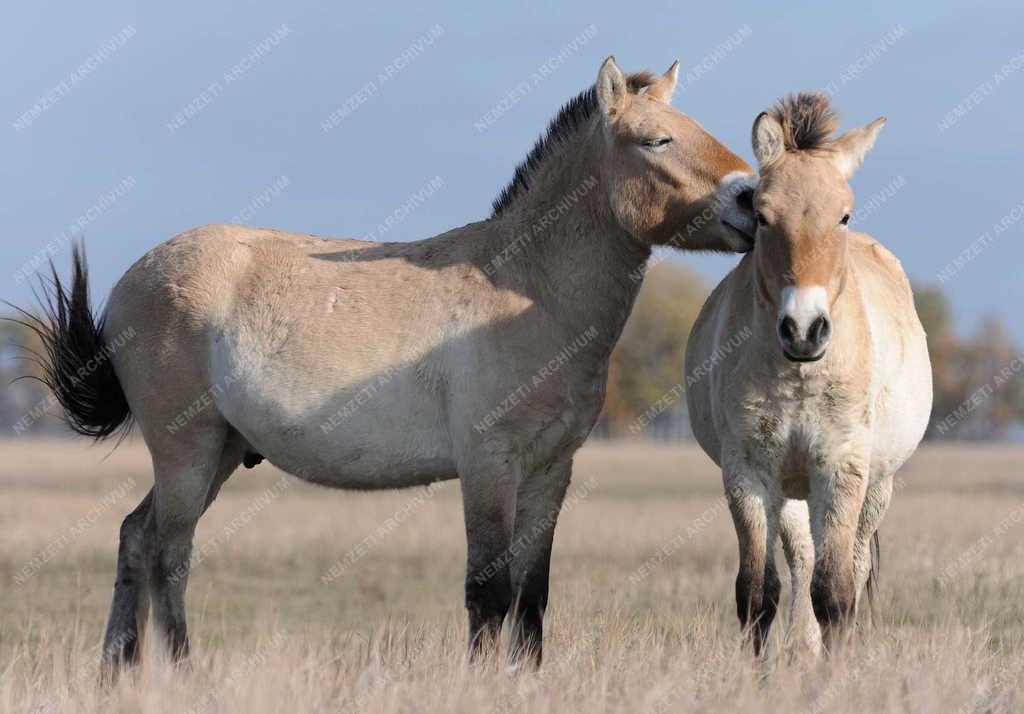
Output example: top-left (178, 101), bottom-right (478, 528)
top-left (755, 212), bottom-right (768, 227)
top-left (839, 213), bottom-right (851, 226)
top-left (641, 137), bottom-right (672, 149)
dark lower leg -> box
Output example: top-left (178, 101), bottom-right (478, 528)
top-left (508, 460), bottom-right (570, 668)
top-left (459, 452), bottom-right (521, 662)
top-left (808, 458), bottom-right (868, 650)
top-left (101, 491), bottom-right (154, 679)
top-left (152, 540), bottom-right (194, 660)
top-left (509, 560), bottom-right (550, 667)
top-left (728, 480), bottom-right (779, 655)
top-left (465, 564), bottom-right (512, 660)
top-left (811, 566), bottom-right (857, 649)
top-left (736, 561), bottom-right (780, 655)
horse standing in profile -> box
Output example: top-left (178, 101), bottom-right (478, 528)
top-left (686, 93), bottom-right (931, 654)
top-left (24, 56), bottom-right (757, 673)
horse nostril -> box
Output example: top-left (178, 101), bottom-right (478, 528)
top-left (808, 315), bottom-right (831, 345)
top-left (736, 188), bottom-right (754, 212)
top-left (778, 316), bottom-right (798, 344)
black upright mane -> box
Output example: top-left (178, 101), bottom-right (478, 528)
top-left (767, 91), bottom-right (841, 152)
top-left (490, 72), bottom-right (654, 218)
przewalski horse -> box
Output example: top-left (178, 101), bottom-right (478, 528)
top-left (685, 93), bottom-right (931, 654)
top-left (25, 57), bottom-right (756, 673)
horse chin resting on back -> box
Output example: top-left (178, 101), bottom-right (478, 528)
top-left (23, 56), bottom-right (756, 676)
top-left (685, 92), bottom-right (932, 656)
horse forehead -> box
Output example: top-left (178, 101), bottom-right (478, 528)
top-left (761, 158), bottom-right (849, 220)
top-left (618, 103), bottom-right (748, 176)
top-left (621, 97), bottom-right (684, 133)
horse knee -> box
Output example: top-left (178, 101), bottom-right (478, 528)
top-left (116, 507), bottom-right (152, 577)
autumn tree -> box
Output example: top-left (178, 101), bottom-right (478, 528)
top-left (598, 259), bottom-right (709, 438)
top-left (914, 283), bottom-right (1023, 440)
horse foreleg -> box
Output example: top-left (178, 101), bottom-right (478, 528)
top-left (779, 498), bottom-right (822, 656)
top-left (724, 464), bottom-right (781, 655)
top-left (460, 451), bottom-right (519, 663)
top-left (507, 456), bottom-right (572, 668)
top-left (808, 448), bottom-right (870, 649)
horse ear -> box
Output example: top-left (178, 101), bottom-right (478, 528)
top-left (752, 112), bottom-right (785, 167)
top-left (596, 56), bottom-right (628, 118)
top-left (829, 117), bottom-right (886, 177)
top-left (645, 60), bottom-right (680, 103)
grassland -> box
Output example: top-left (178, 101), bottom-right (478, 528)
top-left (1, 438), bottom-right (1022, 713)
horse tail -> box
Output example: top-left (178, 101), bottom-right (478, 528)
top-left (11, 243), bottom-right (133, 440)
top-left (864, 530), bottom-right (881, 625)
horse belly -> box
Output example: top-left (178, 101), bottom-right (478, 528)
top-left (212, 354), bottom-right (456, 490)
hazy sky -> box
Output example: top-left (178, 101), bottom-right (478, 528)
top-left (3, 1), bottom-right (1022, 340)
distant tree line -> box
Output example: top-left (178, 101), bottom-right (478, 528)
top-left (2, 264), bottom-right (1020, 441)
top-left (912, 285), bottom-right (1023, 440)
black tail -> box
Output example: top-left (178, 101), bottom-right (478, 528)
top-left (864, 530), bottom-right (881, 625)
top-left (8, 244), bottom-right (132, 440)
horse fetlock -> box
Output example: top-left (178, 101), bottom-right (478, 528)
top-left (466, 610), bottom-right (504, 661)
top-left (509, 607), bottom-right (544, 668)
top-left (737, 566), bottom-right (781, 654)
top-left (465, 571), bottom-right (512, 659)
top-left (810, 571), bottom-right (856, 630)
top-left (100, 623), bottom-right (141, 671)
top-left (735, 565), bottom-right (780, 619)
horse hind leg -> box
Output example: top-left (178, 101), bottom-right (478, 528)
top-left (852, 475), bottom-right (894, 623)
top-left (147, 424), bottom-right (245, 662)
top-left (101, 489), bottom-right (155, 679)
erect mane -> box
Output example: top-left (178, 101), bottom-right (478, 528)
top-left (767, 91), bottom-right (840, 152)
top-left (490, 71), bottom-right (655, 218)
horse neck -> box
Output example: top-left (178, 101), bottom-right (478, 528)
top-left (487, 130), bottom-right (651, 356)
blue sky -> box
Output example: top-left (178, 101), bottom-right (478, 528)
top-left (2, 0), bottom-right (1022, 340)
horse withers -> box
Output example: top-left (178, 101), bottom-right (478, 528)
top-left (24, 56), bottom-right (757, 674)
top-left (685, 93), bottom-right (931, 654)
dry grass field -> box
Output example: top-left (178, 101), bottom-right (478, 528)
top-left (1, 438), bottom-right (1022, 713)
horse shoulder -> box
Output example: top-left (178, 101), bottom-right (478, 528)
top-left (848, 232), bottom-right (914, 303)
top-left (685, 257), bottom-right (754, 463)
